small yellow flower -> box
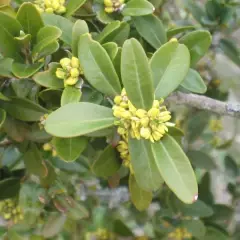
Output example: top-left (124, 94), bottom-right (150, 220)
top-left (104, 0), bottom-right (113, 7)
top-left (105, 7), bottom-right (114, 13)
top-left (60, 57), bottom-right (71, 69)
top-left (65, 77), bottom-right (78, 86)
top-left (56, 5), bottom-right (66, 14)
top-left (148, 107), bottom-right (160, 118)
top-left (56, 68), bottom-right (66, 79)
top-left (70, 68), bottom-right (80, 78)
top-left (140, 127), bottom-right (151, 139)
top-left (45, 7), bottom-right (54, 13)
top-left (43, 143), bottom-right (52, 151)
top-left (71, 57), bottom-right (80, 68)
top-left (136, 109), bottom-right (147, 118)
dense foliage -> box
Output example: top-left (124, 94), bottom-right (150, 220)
top-left (0, 0), bottom-right (239, 239)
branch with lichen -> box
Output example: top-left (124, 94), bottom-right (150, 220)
top-left (166, 92), bottom-right (240, 118)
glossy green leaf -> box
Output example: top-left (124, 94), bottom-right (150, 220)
top-left (0, 178), bottom-right (20, 201)
top-left (129, 138), bottom-right (164, 191)
top-left (153, 135), bottom-right (198, 203)
top-left (33, 62), bottom-right (64, 89)
top-left (42, 13), bottom-right (73, 45)
top-left (121, 38), bottom-right (154, 110)
top-left (129, 174), bottom-right (152, 211)
top-left (78, 34), bottom-right (121, 96)
top-left (32, 26), bottom-right (62, 59)
top-left (92, 145), bottom-right (120, 177)
top-left (122, 0), bottom-right (155, 16)
top-left (95, 3), bottom-right (113, 24)
top-left (0, 58), bottom-right (13, 77)
top-left (39, 89), bottom-right (61, 109)
top-left (167, 26), bottom-right (195, 39)
top-left (12, 62), bottom-right (44, 78)
top-left (201, 227), bottom-right (229, 240)
top-left (81, 87), bottom-right (103, 104)
top-left (182, 220), bottom-right (206, 238)
top-left (45, 102), bottom-right (115, 137)
top-left (224, 155), bottom-right (239, 178)
top-left (150, 40), bottom-right (190, 98)
top-left (181, 69), bottom-right (207, 93)
top-left (187, 150), bottom-right (216, 170)
top-left (102, 42), bottom-right (118, 60)
top-left (72, 20), bottom-right (89, 56)
top-left (16, 3), bottom-right (44, 42)
top-left (179, 30), bottom-right (212, 66)
top-left (14, 33), bottom-right (31, 49)
top-left (52, 136), bottom-right (87, 162)
top-left (0, 12), bottom-right (22, 60)
top-left (0, 108), bottom-right (6, 130)
top-left (61, 86), bottom-right (81, 106)
top-left (34, 41), bottom-right (59, 61)
top-left (65, 0), bottom-right (86, 17)
top-left (133, 14), bottom-right (167, 49)
top-left (219, 39), bottom-right (240, 66)
top-left (183, 0), bottom-right (206, 23)
top-left (113, 219), bottom-right (134, 237)
top-left (24, 143), bottom-right (48, 177)
top-left (1, 97), bottom-right (48, 122)
top-left (95, 21), bottom-right (121, 43)
top-left (25, 124), bottom-right (51, 143)
top-left (0, 4), bottom-right (16, 18)
top-left (96, 21), bottom-right (130, 46)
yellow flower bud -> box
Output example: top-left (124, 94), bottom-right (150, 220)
top-left (45, 7), bottom-right (54, 13)
top-left (56, 6), bottom-right (66, 14)
top-left (121, 88), bottom-right (127, 96)
top-left (114, 96), bottom-right (122, 105)
top-left (43, 143), bottom-right (52, 151)
top-left (44, 0), bottom-right (52, 8)
top-left (128, 101), bottom-right (136, 113)
top-left (105, 7), bottom-right (114, 13)
top-left (170, 38), bottom-right (178, 43)
top-left (140, 127), bottom-right (151, 139)
top-left (12, 209), bottom-right (17, 214)
top-left (136, 109), bottom-right (147, 118)
top-left (65, 77), bottom-right (78, 86)
top-left (56, 68), bottom-right (66, 79)
top-left (148, 108), bottom-right (160, 118)
top-left (70, 68), bottom-right (80, 78)
top-left (121, 111), bottom-right (131, 119)
top-left (104, 0), bottom-right (113, 7)
top-left (4, 213), bottom-right (11, 220)
top-left (152, 100), bottom-right (160, 108)
top-left (140, 117), bottom-right (149, 127)
top-left (52, 149), bottom-right (57, 157)
top-left (71, 57), bottom-right (80, 68)
top-left (52, 0), bottom-right (60, 10)
top-left (59, 0), bottom-right (65, 4)
top-left (19, 214), bottom-right (24, 220)
top-left (117, 127), bottom-right (126, 135)
top-left (60, 57), bottom-right (71, 69)
top-left (120, 101), bottom-right (128, 108)
top-left (152, 131), bottom-right (163, 141)
top-left (160, 114), bottom-right (171, 122)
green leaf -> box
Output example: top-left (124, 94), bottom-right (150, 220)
top-left (1, 97), bottom-right (48, 122)
top-left (150, 40), bottom-right (190, 98)
top-left (65, 0), bottom-right (86, 17)
top-left (201, 227), bottom-right (229, 240)
top-left (102, 42), bottom-right (118, 60)
top-left (113, 219), bottom-right (134, 237)
top-left (0, 12), bottom-right (22, 60)
top-left (33, 41), bottom-right (59, 61)
top-left (224, 155), bottom-right (239, 178)
top-left (16, 3), bottom-right (44, 42)
top-left (182, 220), bottom-right (206, 238)
top-left (129, 174), bottom-right (152, 211)
top-left (33, 62), bottom-right (64, 89)
top-left (180, 200), bottom-right (214, 217)
top-left (45, 102), bottom-right (115, 137)
top-left (219, 39), bottom-right (240, 66)
top-left (0, 178), bottom-right (20, 200)
top-left (0, 108), bottom-right (6, 130)
top-left (96, 21), bottom-right (130, 46)
top-left (42, 213), bottom-right (66, 238)
top-left (12, 62), bottom-right (44, 78)
top-left (24, 143), bottom-right (48, 177)
top-left (42, 13), bottom-right (73, 45)
top-left (81, 87), bottom-right (103, 104)
top-left (121, 38), bottom-right (154, 110)
top-left (167, 26), bottom-right (195, 39)
top-left (183, 0), bottom-right (206, 23)
top-left (179, 30), bottom-right (212, 66)
top-left (181, 69), bottom-right (207, 93)
top-left (129, 138), bottom-right (164, 191)
top-left (72, 20), bottom-right (89, 56)
top-left (122, 0), bottom-right (155, 16)
top-left (153, 135), bottom-right (198, 203)
top-left (52, 136), bottom-right (87, 162)
top-left (92, 145), bottom-right (121, 178)
top-left (32, 26), bottom-right (62, 59)
top-left (0, 58), bottom-right (13, 77)
top-left (187, 150), bottom-right (216, 170)
top-left (61, 86), bottom-right (81, 106)
top-left (133, 14), bottom-right (167, 49)
top-left (78, 34), bottom-right (121, 96)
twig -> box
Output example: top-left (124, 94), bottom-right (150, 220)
top-left (166, 92), bottom-right (240, 118)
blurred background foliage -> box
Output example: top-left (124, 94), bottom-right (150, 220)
top-left (0, 0), bottom-right (240, 239)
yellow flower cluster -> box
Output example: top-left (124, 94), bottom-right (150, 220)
top-left (56, 57), bottom-right (83, 87)
top-left (0, 199), bottom-right (24, 224)
top-left (209, 119), bottom-right (223, 132)
top-left (43, 142), bottom-right (57, 157)
top-left (104, 0), bottom-right (125, 13)
top-left (113, 89), bottom-right (173, 143)
top-left (34, 0), bottom-right (66, 14)
top-left (168, 228), bottom-right (192, 240)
